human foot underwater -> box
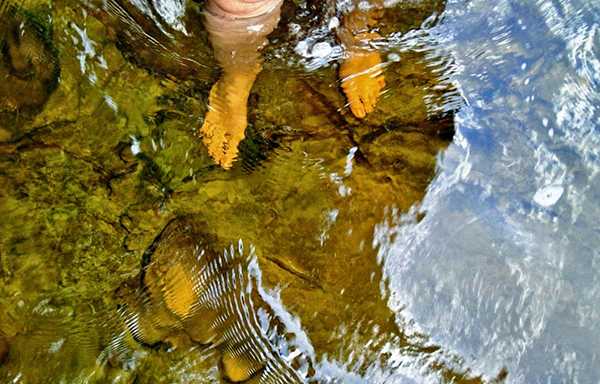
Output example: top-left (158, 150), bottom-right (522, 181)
top-left (201, 0), bottom-right (387, 168)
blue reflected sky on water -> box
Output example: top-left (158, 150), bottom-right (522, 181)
top-left (380, 0), bottom-right (599, 382)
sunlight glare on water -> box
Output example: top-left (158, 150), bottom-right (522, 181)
top-left (377, 0), bottom-right (600, 383)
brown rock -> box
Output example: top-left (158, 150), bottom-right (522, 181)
top-left (0, 335), bottom-right (9, 365)
top-left (0, 7), bottom-right (60, 115)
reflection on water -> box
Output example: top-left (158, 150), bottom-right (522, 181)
top-left (378, 1), bottom-right (600, 383)
top-left (110, 216), bottom-right (315, 383)
top-left (0, 0), bottom-right (598, 383)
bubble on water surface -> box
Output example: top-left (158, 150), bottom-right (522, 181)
top-left (533, 185), bottom-right (564, 207)
top-left (311, 41), bottom-right (333, 58)
top-left (130, 136), bottom-right (141, 155)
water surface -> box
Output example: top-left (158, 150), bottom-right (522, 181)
top-left (0, 0), bottom-right (598, 383)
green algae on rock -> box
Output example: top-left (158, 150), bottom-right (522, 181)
top-left (0, 334), bottom-right (8, 365)
top-left (0, 2), bottom-right (60, 138)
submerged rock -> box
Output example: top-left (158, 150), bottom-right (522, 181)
top-left (0, 3), bottom-right (60, 132)
top-left (87, 0), bottom-right (215, 82)
top-left (0, 335), bottom-right (8, 365)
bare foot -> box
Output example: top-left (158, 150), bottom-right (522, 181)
top-left (340, 47), bottom-right (386, 119)
top-left (200, 67), bottom-right (260, 169)
top-left (201, 0), bottom-right (282, 169)
top-left (336, 1), bottom-right (386, 119)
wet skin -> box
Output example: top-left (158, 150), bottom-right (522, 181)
top-left (201, 0), bottom-right (386, 168)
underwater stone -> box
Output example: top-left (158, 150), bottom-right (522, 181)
top-left (0, 335), bottom-right (8, 365)
top-left (0, 4), bottom-right (60, 116)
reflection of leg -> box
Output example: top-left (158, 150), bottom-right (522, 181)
top-left (128, 261), bottom-right (195, 347)
top-left (125, 218), bottom-right (213, 347)
top-left (337, 1), bottom-right (386, 119)
top-left (200, 1), bottom-right (282, 169)
top-left (221, 350), bottom-right (264, 382)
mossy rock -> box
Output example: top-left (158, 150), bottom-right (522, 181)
top-left (0, 3), bottom-right (60, 138)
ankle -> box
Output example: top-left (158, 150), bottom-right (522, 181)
top-left (207, 0), bottom-right (282, 19)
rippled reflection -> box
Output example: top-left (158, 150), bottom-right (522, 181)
top-left (108, 217), bottom-right (315, 382)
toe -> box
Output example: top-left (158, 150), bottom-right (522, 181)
top-left (344, 81), bottom-right (366, 118)
top-left (378, 75), bottom-right (386, 89)
top-left (371, 83), bottom-right (381, 109)
top-left (351, 96), bottom-right (367, 118)
top-left (363, 92), bottom-right (374, 115)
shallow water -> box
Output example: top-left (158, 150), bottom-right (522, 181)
top-left (0, 0), bottom-right (598, 383)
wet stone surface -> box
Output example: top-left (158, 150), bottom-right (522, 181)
top-left (0, 3), bottom-right (60, 141)
top-left (0, 335), bottom-right (8, 365)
